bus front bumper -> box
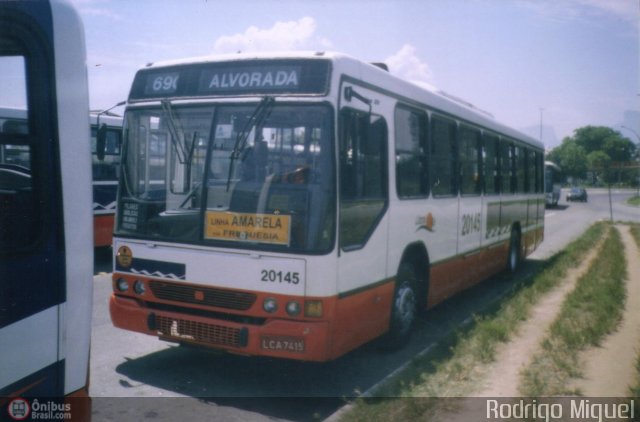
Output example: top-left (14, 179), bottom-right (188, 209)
top-left (109, 294), bottom-right (331, 361)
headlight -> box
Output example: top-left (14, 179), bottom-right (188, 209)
top-left (133, 280), bottom-right (146, 295)
top-left (286, 301), bottom-right (301, 316)
top-left (263, 297), bottom-right (278, 313)
top-left (116, 278), bottom-right (128, 292)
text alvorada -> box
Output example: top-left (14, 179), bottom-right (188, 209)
top-left (208, 70), bottom-right (298, 89)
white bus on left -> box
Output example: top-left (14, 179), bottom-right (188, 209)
top-left (1, 0), bottom-right (93, 419)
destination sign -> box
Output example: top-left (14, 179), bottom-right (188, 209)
top-left (204, 210), bottom-right (291, 246)
top-left (129, 59), bottom-right (330, 100)
top-left (199, 65), bottom-right (301, 93)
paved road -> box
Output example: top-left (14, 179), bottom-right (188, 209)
top-left (90, 189), bottom-right (639, 421)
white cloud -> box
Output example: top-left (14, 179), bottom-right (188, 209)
top-left (517, 0), bottom-right (637, 26)
top-left (384, 44), bottom-right (435, 87)
top-left (68, 0), bottom-right (123, 21)
top-left (213, 17), bottom-right (331, 54)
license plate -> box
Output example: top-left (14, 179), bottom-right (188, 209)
top-left (260, 335), bottom-right (305, 353)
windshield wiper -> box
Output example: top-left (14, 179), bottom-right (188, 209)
top-left (161, 99), bottom-right (189, 164)
top-left (162, 100), bottom-right (199, 196)
top-left (226, 96), bottom-right (275, 191)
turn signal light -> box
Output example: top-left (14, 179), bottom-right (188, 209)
top-left (304, 300), bottom-right (323, 318)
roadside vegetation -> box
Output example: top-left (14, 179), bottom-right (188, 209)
top-left (546, 126), bottom-right (637, 187)
top-left (519, 226), bottom-right (626, 395)
top-left (339, 222), bottom-right (608, 422)
top-left (628, 195), bottom-right (640, 207)
top-left (629, 225), bottom-right (640, 401)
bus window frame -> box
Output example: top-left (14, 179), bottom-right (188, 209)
top-left (338, 106), bottom-right (389, 251)
top-left (429, 113), bottom-right (458, 198)
top-left (394, 103), bottom-right (429, 200)
top-left (458, 124), bottom-right (482, 197)
top-left (0, 17), bottom-right (59, 257)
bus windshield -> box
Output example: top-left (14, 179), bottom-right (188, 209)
top-left (117, 102), bottom-right (336, 254)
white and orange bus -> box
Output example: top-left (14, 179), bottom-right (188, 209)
top-left (110, 52), bottom-right (545, 362)
top-left (1, 0), bottom-right (93, 417)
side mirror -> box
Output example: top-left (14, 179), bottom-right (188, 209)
top-left (97, 123), bottom-right (107, 161)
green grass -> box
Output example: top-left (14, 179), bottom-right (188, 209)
top-left (339, 222), bottom-right (608, 422)
top-left (519, 226), bottom-right (627, 396)
top-left (629, 225), bottom-right (640, 401)
top-left (627, 195), bottom-right (640, 207)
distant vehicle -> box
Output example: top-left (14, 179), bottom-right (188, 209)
top-left (567, 187), bottom-right (587, 202)
top-left (91, 111), bottom-right (123, 247)
top-left (544, 161), bottom-right (561, 207)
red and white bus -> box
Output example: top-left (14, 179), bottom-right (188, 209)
top-left (1, 0), bottom-right (93, 417)
top-left (91, 112), bottom-right (123, 247)
top-left (110, 52), bottom-right (545, 362)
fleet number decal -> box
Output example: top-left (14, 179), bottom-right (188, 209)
top-left (461, 212), bottom-right (482, 236)
top-left (261, 270), bottom-right (300, 285)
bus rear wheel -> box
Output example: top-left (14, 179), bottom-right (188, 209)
top-left (508, 228), bottom-right (521, 273)
top-left (381, 263), bottom-right (417, 350)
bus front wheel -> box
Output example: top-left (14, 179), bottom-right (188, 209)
top-left (381, 263), bottom-right (417, 349)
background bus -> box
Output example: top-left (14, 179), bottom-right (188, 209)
top-left (0, 0), bottom-right (93, 417)
top-left (91, 111), bottom-right (123, 247)
top-left (110, 52), bottom-right (544, 362)
top-left (545, 160), bottom-right (562, 207)
top-left (0, 107), bottom-right (122, 248)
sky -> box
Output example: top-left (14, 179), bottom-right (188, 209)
top-left (63, 0), bottom-right (640, 148)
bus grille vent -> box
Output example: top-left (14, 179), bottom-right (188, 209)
top-left (156, 315), bottom-right (246, 348)
top-left (149, 280), bottom-right (256, 310)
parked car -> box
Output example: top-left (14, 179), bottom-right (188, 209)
top-left (567, 187), bottom-right (588, 202)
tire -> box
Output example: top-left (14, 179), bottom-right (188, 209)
top-left (508, 228), bottom-right (521, 273)
top-left (380, 263), bottom-right (418, 350)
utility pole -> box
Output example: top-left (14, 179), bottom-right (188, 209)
top-left (539, 107), bottom-right (544, 143)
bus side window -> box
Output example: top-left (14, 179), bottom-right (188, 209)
top-left (498, 139), bottom-right (513, 194)
top-left (0, 55), bottom-right (38, 250)
top-left (339, 108), bottom-right (388, 249)
top-left (430, 115), bottom-right (457, 197)
top-left (515, 144), bottom-right (525, 193)
top-left (459, 126), bottom-right (481, 196)
top-left (395, 106), bottom-right (428, 198)
top-left (483, 133), bottom-right (499, 195)
top-left (535, 151), bottom-right (544, 193)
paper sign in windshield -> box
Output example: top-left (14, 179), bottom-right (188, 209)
top-left (205, 211), bottom-right (291, 246)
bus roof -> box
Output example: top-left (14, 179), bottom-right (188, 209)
top-left (137, 51), bottom-right (542, 150)
top-left (0, 106), bottom-right (27, 120)
top-left (90, 111), bottom-right (123, 127)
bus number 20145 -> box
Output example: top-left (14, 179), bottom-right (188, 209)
top-left (261, 270), bottom-right (300, 284)
top-left (461, 212), bottom-right (482, 236)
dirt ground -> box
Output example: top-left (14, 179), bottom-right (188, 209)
top-left (475, 225), bottom-right (640, 397)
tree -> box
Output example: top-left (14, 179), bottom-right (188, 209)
top-left (546, 138), bottom-right (587, 180)
top-left (587, 151), bottom-right (611, 184)
top-left (546, 125), bottom-right (637, 185)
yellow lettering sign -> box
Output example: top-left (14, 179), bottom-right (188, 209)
top-left (205, 211), bottom-right (291, 246)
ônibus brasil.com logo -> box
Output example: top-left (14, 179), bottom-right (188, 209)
top-left (7, 398), bottom-right (30, 420)
top-left (6, 398), bottom-right (71, 420)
